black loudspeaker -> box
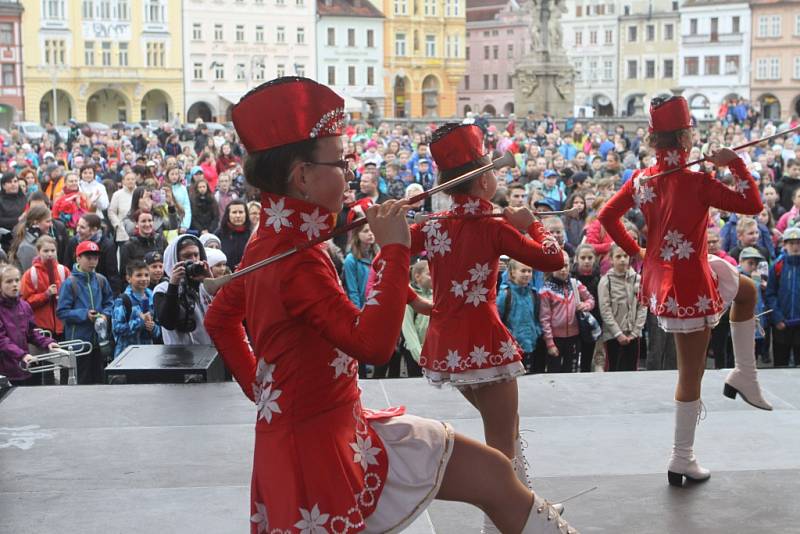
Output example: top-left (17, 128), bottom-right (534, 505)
top-left (105, 345), bottom-right (225, 384)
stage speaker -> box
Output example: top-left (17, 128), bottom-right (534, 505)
top-left (105, 345), bottom-right (225, 384)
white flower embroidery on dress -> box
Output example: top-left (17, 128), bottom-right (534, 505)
top-left (675, 239), bottom-right (695, 260)
top-left (299, 208), bottom-right (329, 239)
top-left (468, 263), bottom-right (490, 283)
top-left (734, 178), bottom-right (750, 196)
top-left (660, 244), bottom-right (676, 262)
top-left (665, 150), bottom-right (681, 167)
top-left (264, 198), bottom-right (294, 233)
top-left (364, 288), bottom-right (380, 306)
top-left (429, 231), bottom-right (452, 256)
top-left (664, 229), bottom-right (684, 248)
top-left (463, 198), bottom-right (481, 215)
top-left (469, 345), bottom-right (491, 366)
top-left (256, 384), bottom-right (283, 423)
top-left (499, 339), bottom-right (517, 361)
top-left (350, 435), bottom-right (382, 470)
top-left (450, 279), bottom-right (469, 298)
top-left (251, 502), bottom-right (269, 534)
top-left (465, 284), bottom-right (489, 306)
top-left (446, 349), bottom-right (462, 370)
top-left (295, 504), bottom-right (330, 534)
top-left (649, 293), bottom-right (658, 313)
top-left (666, 296), bottom-right (679, 315)
top-left (256, 360), bottom-right (275, 385)
top-left (421, 219), bottom-right (441, 236)
top-left (330, 349), bottom-right (355, 379)
top-left (635, 183), bottom-right (656, 207)
top-left (695, 295), bottom-right (712, 313)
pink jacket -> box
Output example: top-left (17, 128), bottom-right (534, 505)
top-left (539, 277), bottom-right (595, 348)
top-left (776, 207), bottom-right (798, 233)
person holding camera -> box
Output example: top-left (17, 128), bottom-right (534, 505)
top-left (153, 234), bottom-right (213, 345)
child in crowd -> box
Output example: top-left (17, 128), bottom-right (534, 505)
top-left (401, 260), bottom-right (431, 375)
top-left (571, 243), bottom-right (602, 372)
top-left (51, 172), bottom-right (88, 234)
top-left (539, 250), bottom-right (595, 373)
top-left (214, 172), bottom-right (239, 219)
top-left (598, 245), bottom-right (647, 371)
top-left (56, 240), bottom-right (114, 384)
top-left (343, 224), bottom-right (377, 308)
top-left (112, 259), bottom-right (161, 356)
top-left (497, 259), bottom-right (541, 374)
top-left (737, 247), bottom-right (770, 364)
top-left (20, 235), bottom-right (69, 340)
top-left (144, 251), bottom-right (167, 290)
top-left (206, 248), bottom-right (229, 278)
top-left (728, 217), bottom-right (771, 264)
top-left (765, 226), bottom-right (800, 367)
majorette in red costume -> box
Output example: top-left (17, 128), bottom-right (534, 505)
top-left (409, 123), bottom-right (565, 386)
top-left (205, 77), bottom-right (454, 534)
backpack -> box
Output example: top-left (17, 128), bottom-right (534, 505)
top-left (68, 272), bottom-right (110, 306)
top-left (501, 285), bottom-right (539, 325)
top-left (28, 262), bottom-right (69, 288)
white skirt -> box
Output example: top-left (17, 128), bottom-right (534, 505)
top-left (657, 254), bottom-right (740, 334)
top-left (364, 415), bottom-right (454, 533)
top-left (422, 361), bottom-right (526, 390)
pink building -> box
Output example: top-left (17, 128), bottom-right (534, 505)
top-left (459, 0), bottom-right (531, 118)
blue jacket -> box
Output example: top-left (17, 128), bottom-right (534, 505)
top-left (740, 269), bottom-right (768, 339)
top-left (496, 281), bottom-right (541, 352)
top-left (558, 143), bottom-right (577, 161)
top-left (112, 286), bottom-right (161, 356)
top-left (720, 214), bottom-right (775, 258)
top-left (56, 266), bottom-right (114, 342)
top-left (765, 255), bottom-right (800, 325)
top-left (171, 183), bottom-right (192, 230)
top-left (343, 253), bottom-right (372, 308)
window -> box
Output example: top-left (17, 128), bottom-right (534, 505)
top-left (794, 57), bottom-right (800, 79)
top-left (98, 0), bottom-right (111, 19)
top-left (605, 29), bottom-right (613, 44)
top-left (43, 0), bottom-right (66, 20)
top-left (445, 0), bottom-right (460, 17)
top-left (604, 59), bottom-right (613, 80)
top-left (101, 41), bottom-right (111, 66)
top-left (672, 0), bottom-right (677, 10)
top-left (796, 15), bottom-right (800, 35)
top-left (296, 0), bottom-right (304, 5)
top-left (326, 28), bottom-right (335, 46)
top-left (146, 42), bottom-right (165, 67)
top-left (192, 23), bottom-right (202, 40)
top-left (770, 57), bottom-right (780, 79)
top-left (451, 34), bottom-right (460, 57)
top-left (236, 63), bottom-right (246, 81)
top-left (424, 0), bottom-right (436, 16)
top-left (117, 0), bottom-right (129, 19)
top-left (394, 0), bottom-right (408, 15)
top-left (276, 0), bottom-right (284, 4)
top-left (254, 63), bottom-right (265, 81)
top-left (646, 24), bottom-right (654, 41)
top-left (327, 66), bottom-right (335, 85)
top-left (733, 16), bottom-right (740, 34)
top-left (256, 26), bottom-right (264, 43)
top-left (214, 24), bottom-right (223, 41)
top-left (771, 15), bottom-right (781, 37)
top-left (145, 0), bottom-right (165, 24)
top-left (277, 26), bottom-right (285, 43)
top-left (82, 0), bottom-right (94, 19)
top-left (193, 62), bottom-right (203, 80)
top-left (628, 26), bottom-right (637, 42)
top-left (663, 59), bottom-right (674, 78)
top-left (118, 42), bottom-right (128, 66)
top-left (236, 25), bottom-right (245, 42)
top-left (483, 74), bottom-right (489, 90)
top-left (725, 55), bottom-right (739, 75)
top-left (664, 23), bottom-right (673, 40)
top-left (704, 56), bottom-right (719, 75)
top-left (215, 62), bottom-right (225, 80)
top-left (348, 65), bottom-right (355, 85)
top-left (85, 41), bottom-right (95, 66)
top-left (645, 59), bottom-right (655, 78)
top-left (465, 46), bottom-right (469, 60)
top-left (45, 39), bottom-right (66, 65)
top-left (2, 64), bottom-right (14, 87)
top-left (690, 19), bottom-right (698, 35)
top-left (575, 31), bottom-right (582, 46)
top-left (596, 4), bottom-right (605, 14)
top-left (710, 17), bottom-right (718, 41)
top-left (297, 27), bottom-right (305, 44)
top-left (464, 75), bottom-right (469, 90)
top-left (590, 59), bottom-right (598, 81)
top-left (348, 28), bottom-right (355, 47)
top-left (0, 23), bottom-right (13, 45)
top-left (276, 63), bottom-right (285, 77)
top-left (507, 74), bottom-right (513, 89)
top-left (295, 64), bottom-right (305, 77)
top-left (574, 58), bottom-right (583, 81)
top-left (684, 56), bottom-right (698, 75)
top-left (426, 35), bottom-right (436, 57)
top-left (395, 33), bottom-right (406, 56)
top-left (758, 16), bottom-right (768, 38)
top-left (623, 5), bottom-right (630, 16)
top-left (367, 66), bottom-right (374, 86)
top-left (507, 44), bottom-right (514, 58)
top-left (484, 45), bottom-right (490, 59)
top-left (492, 45), bottom-right (498, 59)
top-left (367, 29), bottom-right (374, 47)
top-left (590, 30), bottom-right (597, 45)
top-left (492, 74), bottom-right (498, 90)
top-left (627, 59), bottom-right (637, 79)
top-left (756, 58), bottom-right (768, 79)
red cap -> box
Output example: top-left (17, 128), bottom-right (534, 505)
top-left (430, 123), bottom-right (487, 173)
top-left (232, 77), bottom-right (345, 153)
top-left (649, 96), bottom-right (692, 133)
top-left (75, 240), bottom-right (100, 256)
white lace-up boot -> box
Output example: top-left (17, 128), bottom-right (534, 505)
top-left (724, 317), bottom-right (773, 411)
top-left (667, 399), bottom-right (711, 486)
top-left (521, 492), bottom-right (580, 534)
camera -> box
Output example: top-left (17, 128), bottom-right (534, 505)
top-left (348, 179), bottom-right (360, 191)
top-left (183, 260), bottom-right (206, 278)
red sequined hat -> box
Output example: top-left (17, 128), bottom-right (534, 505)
top-left (649, 96), bottom-right (692, 133)
top-left (232, 77), bottom-right (345, 153)
top-left (430, 123), bottom-right (488, 173)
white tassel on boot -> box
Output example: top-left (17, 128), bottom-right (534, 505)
top-left (724, 317), bottom-right (773, 410)
top-left (667, 399), bottom-right (710, 486)
top-left (521, 492), bottom-right (579, 534)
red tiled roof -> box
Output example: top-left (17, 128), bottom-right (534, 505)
top-left (317, 0), bottom-right (384, 17)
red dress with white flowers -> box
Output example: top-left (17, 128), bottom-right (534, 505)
top-left (409, 194), bottom-right (564, 386)
top-left (598, 150), bottom-right (763, 330)
top-left (205, 193), bottom-right (453, 534)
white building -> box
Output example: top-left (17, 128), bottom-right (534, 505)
top-left (183, 0), bottom-right (316, 123)
top-left (316, 0), bottom-right (384, 118)
top-left (678, 0), bottom-right (750, 120)
top-left (562, 0), bottom-right (620, 116)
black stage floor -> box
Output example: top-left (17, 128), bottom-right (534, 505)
top-left (1, 370), bottom-right (798, 533)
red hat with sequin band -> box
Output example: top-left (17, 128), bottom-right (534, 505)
top-left (648, 96), bottom-right (692, 133)
top-left (232, 77), bottom-right (345, 153)
top-left (430, 123), bottom-right (489, 175)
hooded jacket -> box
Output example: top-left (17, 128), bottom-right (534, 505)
top-left (112, 285), bottom-right (161, 356)
top-left (56, 265), bottom-right (114, 342)
top-left (66, 232), bottom-right (122, 294)
top-left (496, 280), bottom-right (541, 353)
top-left (0, 294), bottom-right (55, 381)
top-left (119, 232), bottom-right (168, 282)
top-left (20, 256), bottom-right (70, 334)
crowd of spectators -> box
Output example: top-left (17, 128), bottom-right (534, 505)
top-left (1, 106), bottom-right (799, 385)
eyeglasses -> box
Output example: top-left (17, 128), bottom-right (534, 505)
top-left (305, 160), bottom-right (354, 177)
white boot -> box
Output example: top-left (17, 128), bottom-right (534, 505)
top-left (521, 492), bottom-right (579, 534)
top-left (667, 399), bottom-right (710, 486)
top-left (724, 317), bottom-right (773, 410)
top-left (514, 435), bottom-right (565, 516)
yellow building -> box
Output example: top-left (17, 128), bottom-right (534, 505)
top-left (21, 0), bottom-right (183, 125)
top-left (377, 0), bottom-right (466, 118)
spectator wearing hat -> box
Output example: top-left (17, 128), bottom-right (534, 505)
top-left (65, 213), bottom-right (122, 294)
top-left (57, 240), bottom-right (114, 384)
top-left (765, 226), bottom-right (800, 367)
top-left (738, 247), bottom-right (770, 364)
top-left (541, 169), bottom-right (566, 210)
top-left (144, 250), bottom-right (166, 290)
top-left (0, 172), bottom-right (27, 248)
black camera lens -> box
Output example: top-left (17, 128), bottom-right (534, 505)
top-left (183, 260), bottom-right (205, 278)
top-left (348, 180), bottom-right (359, 191)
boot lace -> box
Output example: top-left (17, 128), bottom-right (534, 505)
top-left (536, 500), bottom-right (578, 534)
